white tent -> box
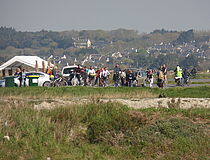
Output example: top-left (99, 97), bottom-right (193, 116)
top-left (0, 56), bottom-right (53, 71)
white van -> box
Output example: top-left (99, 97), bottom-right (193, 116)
top-left (61, 65), bottom-right (78, 77)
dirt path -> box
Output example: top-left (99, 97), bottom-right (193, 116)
top-left (33, 98), bottom-right (210, 109)
top-left (107, 98), bottom-right (210, 109)
top-left (1, 97), bottom-right (209, 109)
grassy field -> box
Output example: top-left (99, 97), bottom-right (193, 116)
top-left (152, 86), bottom-right (210, 98)
top-left (0, 86), bottom-right (210, 99)
top-left (167, 81), bottom-right (210, 85)
top-left (195, 73), bottom-right (210, 79)
top-left (0, 86), bottom-right (156, 99)
top-left (0, 86), bottom-right (210, 159)
top-left (0, 100), bottom-right (209, 160)
top-left (167, 72), bottom-right (210, 79)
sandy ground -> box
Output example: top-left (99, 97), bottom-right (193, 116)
top-left (108, 98), bottom-right (210, 109)
top-left (33, 98), bottom-right (210, 110)
top-left (1, 97), bottom-right (209, 110)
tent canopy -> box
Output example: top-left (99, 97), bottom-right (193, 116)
top-left (0, 56), bottom-right (53, 71)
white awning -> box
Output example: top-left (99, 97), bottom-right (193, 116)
top-left (0, 56), bottom-right (53, 71)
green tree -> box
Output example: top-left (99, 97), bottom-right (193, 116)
top-left (176, 29), bottom-right (194, 44)
top-left (180, 55), bottom-right (198, 68)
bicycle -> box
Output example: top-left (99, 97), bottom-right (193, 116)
top-left (52, 75), bottom-right (68, 87)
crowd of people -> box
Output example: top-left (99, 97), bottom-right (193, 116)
top-left (14, 63), bottom-right (197, 88)
top-left (65, 63), bottom-right (168, 88)
top-left (67, 65), bottom-right (111, 87)
top-left (144, 64), bottom-right (167, 88)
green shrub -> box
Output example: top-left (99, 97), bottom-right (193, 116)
top-left (145, 118), bottom-right (204, 139)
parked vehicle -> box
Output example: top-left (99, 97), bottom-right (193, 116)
top-left (62, 65), bottom-right (84, 86)
top-left (61, 65), bottom-right (78, 77)
top-left (0, 80), bottom-right (5, 87)
top-left (14, 72), bottom-right (51, 87)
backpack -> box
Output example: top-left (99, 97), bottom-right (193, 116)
top-left (158, 71), bottom-right (164, 80)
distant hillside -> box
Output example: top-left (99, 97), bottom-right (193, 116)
top-left (0, 27), bottom-right (209, 70)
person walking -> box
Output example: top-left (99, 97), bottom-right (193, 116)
top-left (100, 67), bottom-right (110, 87)
top-left (88, 66), bottom-right (96, 86)
top-left (14, 67), bottom-right (22, 87)
top-left (182, 68), bottom-right (190, 86)
top-left (120, 69), bottom-right (126, 86)
top-left (157, 67), bottom-right (164, 88)
top-left (52, 66), bottom-right (58, 80)
top-left (162, 64), bottom-right (167, 84)
top-left (113, 64), bottom-right (121, 87)
top-left (18, 68), bottom-right (23, 87)
top-left (126, 70), bottom-right (134, 87)
top-left (95, 67), bottom-right (102, 86)
top-left (147, 69), bottom-right (153, 88)
top-left (21, 69), bottom-right (27, 87)
top-left (14, 67), bottom-right (21, 76)
top-left (74, 64), bottom-right (82, 85)
top-left (174, 65), bottom-right (183, 86)
top-left (81, 66), bottom-right (88, 86)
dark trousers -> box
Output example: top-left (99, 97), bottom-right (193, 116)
top-left (76, 74), bottom-right (81, 85)
top-left (127, 80), bottom-right (133, 87)
top-left (95, 76), bottom-right (100, 85)
top-left (89, 76), bottom-right (95, 86)
top-left (113, 74), bottom-right (120, 87)
top-left (19, 78), bottom-right (22, 87)
top-left (157, 79), bottom-right (164, 88)
top-left (68, 74), bottom-right (74, 85)
top-left (19, 78), bottom-right (26, 87)
top-left (121, 77), bottom-right (125, 86)
top-left (83, 76), bottom-right (87, 86)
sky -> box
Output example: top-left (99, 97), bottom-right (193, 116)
top-left (0, 0), bottom-right (210, 33)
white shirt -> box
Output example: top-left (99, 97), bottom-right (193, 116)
top-left (88, 69), bottom-right (95, 75)
top-left (100, 70), bottom-right (110, 78)
top-left (120, 71), bottom-right (126, 78)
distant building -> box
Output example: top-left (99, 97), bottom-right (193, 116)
top-left (86, 39), bottom-right (92, 48)
top-left (74, 38), bottom-right (92, 49)
top-left (112, 52), bottom-right (123, 58)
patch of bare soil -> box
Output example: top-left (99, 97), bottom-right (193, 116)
top-left (108, 98), bottom-right (210, 109)
top-left (0, 98), bottom-right (209, 110)
top-left (33, 100), bottom-right (72, 110)
top-left (32, 98), bottom-right (210, 110)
